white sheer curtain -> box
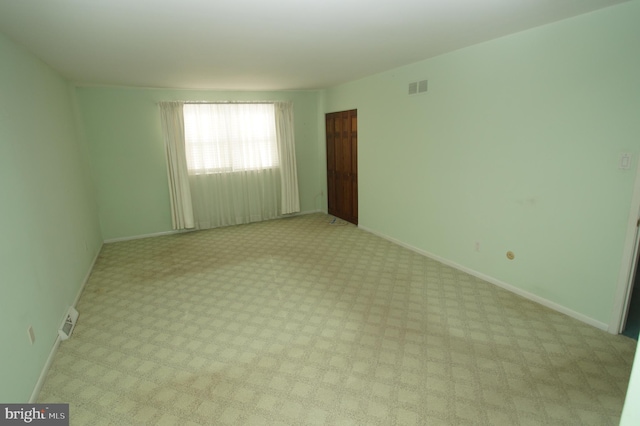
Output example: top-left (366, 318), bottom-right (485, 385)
top-left (275, 101), bottom-right (300, 214)
top-left (159, 101), bottom-right (195, 230)
top-left (159, 101), bottom-right (300, 231)
top-left (189, 166), bottom-right (281, 228)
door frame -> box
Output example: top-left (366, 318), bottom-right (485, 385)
top-left (609, 158), bottom-right (640, 334)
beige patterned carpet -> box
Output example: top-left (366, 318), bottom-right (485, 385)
top-left (38, 213), bottom-right (636, 425)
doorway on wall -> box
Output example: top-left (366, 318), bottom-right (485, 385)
top-left (611, 158), bottom-right (640, 336)
top-left (621, 222), bottom-right (640, 339)
top-left (326, 109), bottom-right (358, 225)
top-left (622, 257), bottom-right (640, 339)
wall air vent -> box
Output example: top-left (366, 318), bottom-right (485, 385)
top-left (408, 80), bottom-right (428, 95)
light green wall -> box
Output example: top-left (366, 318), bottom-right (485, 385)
top-left (76, 88), bottom-right (324, 241)
top-left (324, 2), bottom-right (640, 326)
top-left (0, 33), bottom-right (102, 401)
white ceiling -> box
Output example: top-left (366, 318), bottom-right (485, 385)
top-left (0, 0), bottom-right (629, 91)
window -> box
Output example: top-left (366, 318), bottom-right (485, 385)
top-left (183, 103), bottom-right (279, 175)
top-left (159, 100), bottom-right (299, 230)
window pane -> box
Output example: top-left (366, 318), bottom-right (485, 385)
top-left (183, 103), bottom-right (279, 174)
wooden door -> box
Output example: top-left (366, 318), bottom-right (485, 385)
top-left (326, 109), bottom-right (358, 225)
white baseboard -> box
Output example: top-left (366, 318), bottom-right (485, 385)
top-left (283, 209), bottom-right (322, 217)
top-left (358, 225), bottom-right (609, 332)
top-left (104, 229), bottom-right (188, 244)
top-left (104, 213), bottom-right (326, 244)
top-left (68, 214), bottom-right (327, 257)
top-left (29, 339), bottom-right (61, 404)
top-left (29, 245), bottom-right (103, 403)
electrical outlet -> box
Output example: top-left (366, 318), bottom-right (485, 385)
top-left (27, 325), bottom-right (35, 345)
top-left (474, 241), bottom-right (480, 252)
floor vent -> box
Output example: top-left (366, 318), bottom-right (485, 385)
top-left (58, 307), bottom-right (79, 340)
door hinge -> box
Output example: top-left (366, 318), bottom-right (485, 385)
top-left (637, 218), bottom-right (640, 227)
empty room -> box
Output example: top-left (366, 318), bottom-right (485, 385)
top-left (1, 0), bottom-right (640, 424)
